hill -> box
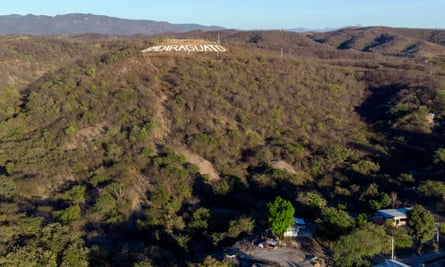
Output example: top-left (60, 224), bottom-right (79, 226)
top-left (310, 26), bottom-right (445, 57)
top-left (0, 13), bottom-right (222, 35)
top-left (0, 29), bottom-right (444, 266)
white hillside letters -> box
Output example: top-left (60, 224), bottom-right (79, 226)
top-left (142, 44), bottom-right (226, 54)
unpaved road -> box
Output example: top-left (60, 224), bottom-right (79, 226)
top-left (245, 237), bottom-right (329, 267)
top-left (249, 247), bottom-right (316, 267)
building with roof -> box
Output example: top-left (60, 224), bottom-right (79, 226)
top-left (283, 217), bottom-right (305, 237)
top-left (374, 259), bottom-right (411, 267)
top-left (374, 208), bottom-right (412, 227)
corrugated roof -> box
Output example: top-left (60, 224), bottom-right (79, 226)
top-left (374, 259), bottom-right (411, 267)
top-left (376, 208), bottom-right (412, 219)
top-left (294, 217), bottom-right (305, 225)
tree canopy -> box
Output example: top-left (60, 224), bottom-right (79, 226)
top-left (267, 196), bottom-right (295, 237)
top-left (333, 224), bottom-right (389, 267)
top-left (433, 148), bottom-right (445, 166)
top-left (317, 207), bottom-right (355, 240)
top-left (407, 205), bottom-right (434, 253)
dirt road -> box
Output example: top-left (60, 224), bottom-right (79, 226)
top-left (249, 246), bottom-right (318, 267)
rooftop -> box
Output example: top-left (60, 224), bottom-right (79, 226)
top-left (376, 208), bottom-right (412, 219)
top-left (374, 259), bottom-right (411, 267)
top-left (294, 217), bottom-right (305, 225)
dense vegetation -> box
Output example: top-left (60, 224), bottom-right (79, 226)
top-left (0, 28), bottom-right (444, 266)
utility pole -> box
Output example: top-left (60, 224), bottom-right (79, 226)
top-left (281, 48), bottom-right (283, 58)
top-left (391, 235), bottom-right (395, 260)
top-left (218, 33), bottom-right (221, 44)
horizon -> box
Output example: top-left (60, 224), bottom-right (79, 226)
top-left (1, 0), bottom-right (444, 30)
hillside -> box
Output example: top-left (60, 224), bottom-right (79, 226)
top-left (0, 14), bottom-right (222, 35)
top-left (311, 26), bottom-right (445, 57)
top-left (0, 29), bottom-right (444, 266)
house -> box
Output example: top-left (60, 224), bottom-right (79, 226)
top-left (283, 217), bottom-right (305, 237)
top-left (374, 208), bottom-right (412, 227)
top-left (283, 226), bottom-right (299, 237)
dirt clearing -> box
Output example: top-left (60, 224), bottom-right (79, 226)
top-left (176, 147), bottom-right (220, 181)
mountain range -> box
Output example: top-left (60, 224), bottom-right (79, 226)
top-left (0, 13), bottom-right (222, 35)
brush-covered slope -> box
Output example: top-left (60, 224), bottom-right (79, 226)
top-left (311, 26), bottom-right (445, 57)
top-left (1, 34), bottom-right (370, 198)
top-left (0, 30), bottom-right (444, 266)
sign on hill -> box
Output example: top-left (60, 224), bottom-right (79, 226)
top-left (141, 39), bottom-right (226, 55)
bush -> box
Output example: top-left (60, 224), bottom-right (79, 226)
top-left (64, 126), bottom-right (77, 135)
top-left (62, 185), bottom-right (86, 204)
top-left (351, 160), bottom-right (380, 176)
top-left (433, 148), bottom-right (445, 165)
top-left (54, 205), bottom-right (82, 223)
top-left (226, 216), bottom-right (255, 238)
top-left (317, 207), bottom-right (355, 240)
top-left (0, 175), bottom-right (16, 200)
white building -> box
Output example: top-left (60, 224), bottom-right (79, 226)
top-left (375, 208), bottom-right (412, 227)
top-left (283, 217), bottom-right (305, 237)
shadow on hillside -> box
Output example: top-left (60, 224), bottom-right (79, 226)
top-left (355, 83), bottom-right (443, 175)
top-left (356, 83), bottom-right (407, 124)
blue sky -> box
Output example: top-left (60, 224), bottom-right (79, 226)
top-left (2, 0), bottom-right (444, 30)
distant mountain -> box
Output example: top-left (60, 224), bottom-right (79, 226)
top-left (0, 13), bottom-right (223, 35)
top-left (309, 26), bottom-right (445, 57)
top-left (288, 27), bottom-right (336, 32)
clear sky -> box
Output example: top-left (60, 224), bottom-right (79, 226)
top-left (2, 0), bottom-right (444, 30)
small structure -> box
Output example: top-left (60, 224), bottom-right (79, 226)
top-left (294, 217), bottom-right (306, 229)
top-left (374, 259), bottom-right (411, 267)
top-left (283, 226), bottom-right (299, 237)
top-left (283, 217), bottom-right (305, 237)
top-left (374, 208), bottom-right (412, 227)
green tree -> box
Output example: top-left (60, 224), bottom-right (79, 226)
top-left (142, 188), bottom-right (184, 233)
top-left (0, 246), bottom-right (57, 267)
top-left (393, 227), bottom-right (414, 249)
top-left (188, 207), bottom-right (211, 234)
top-left (195, 256), bottom-right (231, 267)
top-left (227, 216), bottom-right (255, 238)
top-left (351, 159), bottom-right (380, 176)
top-left (368, 193), bottom-right (391, 211)
top-left (418, 180), bottom-right (445, 199)
top-left (383, 221), bottom-right (413, 249)
top-left (440, 223), bottom-right (445, 235)
top-left (317, 207), bottom-right (355, 240)
top-left (0, 223), bottom-right (88, 267)
top-left (433, 148), bottom-right (445, 165)
top-left (54, 205), bottom-right (82, 223)
top-left (333, 224), bottom-right (389, 267)
top-left (94, 191), bottom-right (117, 214)
top-left (18, 216), bottom-right (44, 237)
top-left (267, 196), bottom-right (295, 238)
top-left (407, 205), bottom-right (434, 253)
top-left (93, 191), bottom-right (121, 224)
top-left (62, 185), bottom-right (86, 204)
top-left (356, 213), bottom-right (370, 227)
